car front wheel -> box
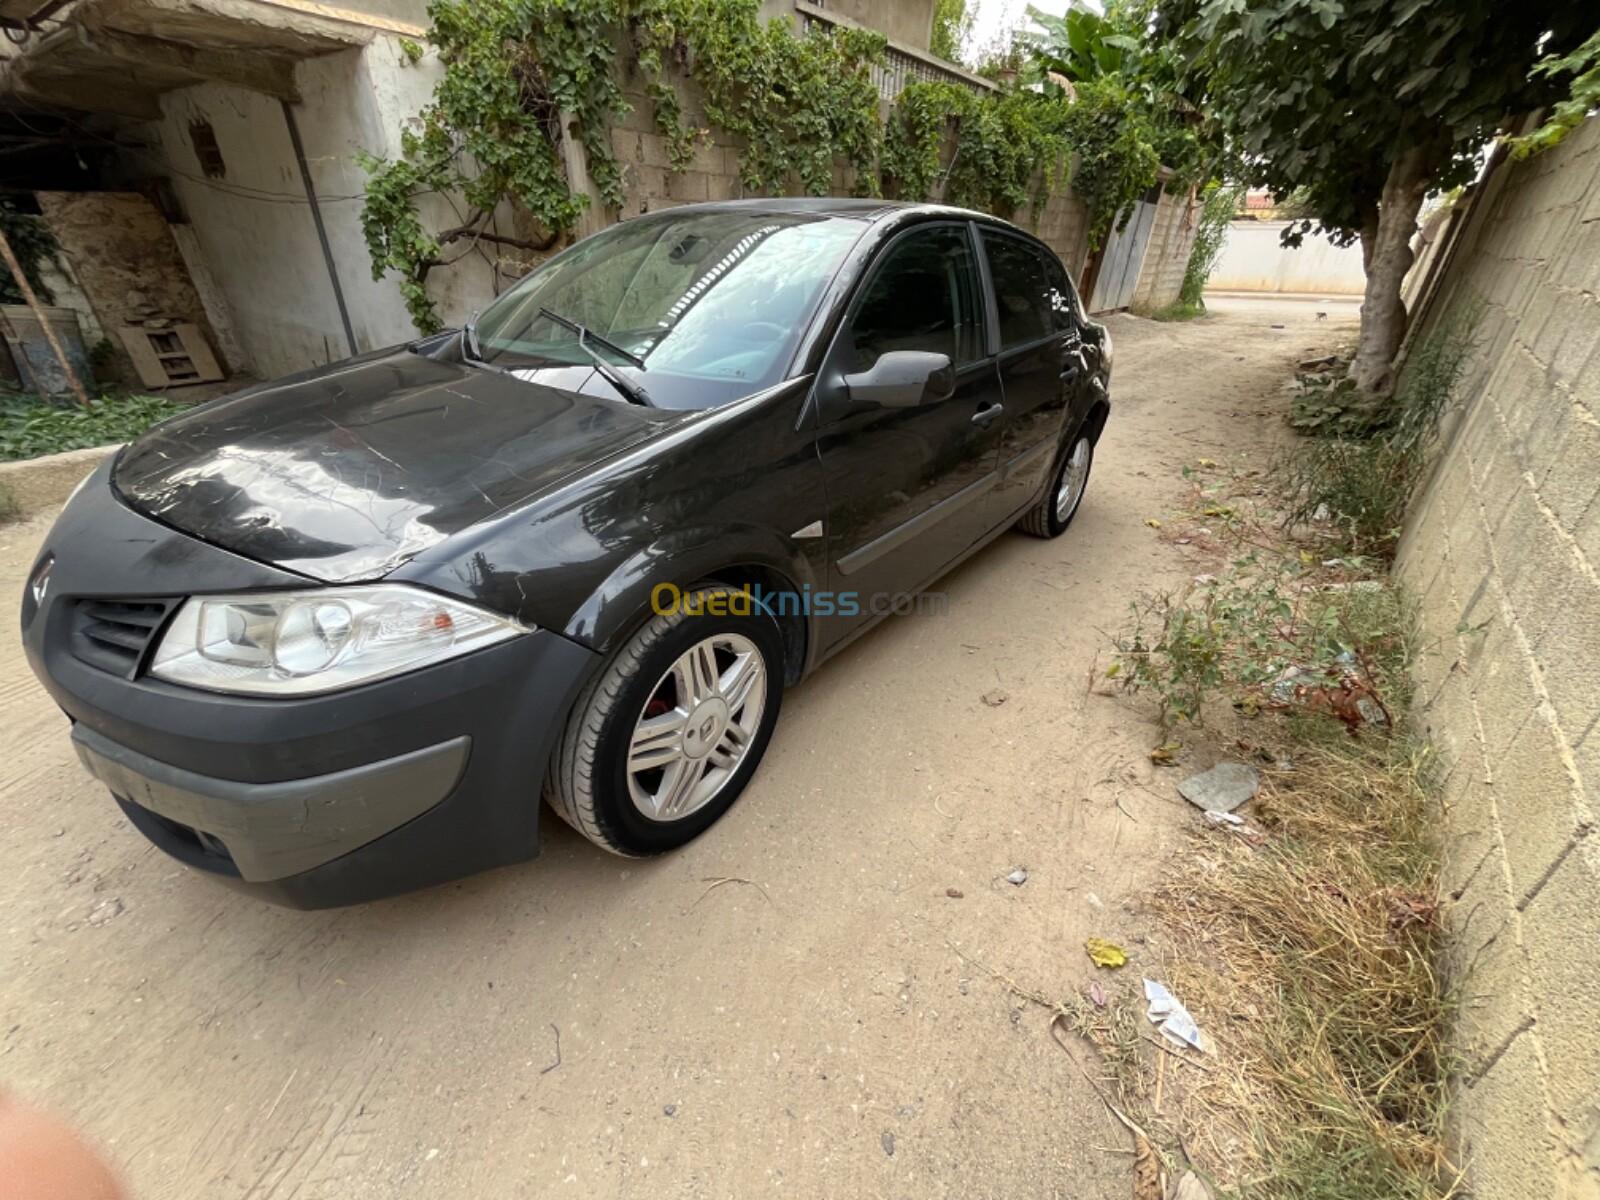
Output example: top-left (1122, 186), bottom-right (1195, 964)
top-left (545, 585), bottom-right (784, 855)
top-left (1017, 433), bottom-right (1093, 538)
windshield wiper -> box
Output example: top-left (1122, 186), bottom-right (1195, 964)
top-left (537, 307), bottom-right (646, 369)
top-left (462, 311), bottom-right (487, 364)
top-left (536, 308), bottom-right (652, 407)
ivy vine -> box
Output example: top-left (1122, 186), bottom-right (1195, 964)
top-left (360, 0), bottom-right (1195, 332)
top-left (879, 77), bottom-right (1163, 249)
top-left (1055, 77), bottom-right (1161, 248)
top-left (635, 3), bottom-right (886, 196)
top-left (0, 200), bottom-right (59, 307)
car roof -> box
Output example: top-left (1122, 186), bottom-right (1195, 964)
top-left (628, 197), bottom-right (1025, 233)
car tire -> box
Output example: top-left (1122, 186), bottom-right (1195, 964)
top-left (1017, 433), bottom-right (1094, 538)
top-left (544, 584), bottom-right (785, 856)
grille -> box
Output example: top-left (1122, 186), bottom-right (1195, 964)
top-left (69, 597), bottom-right (182, 678)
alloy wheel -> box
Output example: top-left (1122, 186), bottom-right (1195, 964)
top-left (626, 632), bottom-right (767, 821)
top-left (1055, 437), bottom-right (1091, 524)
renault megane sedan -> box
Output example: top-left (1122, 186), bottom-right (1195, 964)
top-left (21, 198), bottom-right (1112, 907)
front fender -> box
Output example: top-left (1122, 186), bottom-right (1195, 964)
top-left (564, 522), bottom-right (820, 654)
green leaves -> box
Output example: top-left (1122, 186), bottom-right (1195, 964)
top-left (362, 0), bottom-right (894, 330)
top-left (1507, 28), bottom-right (1600, 160)
top-left (1, 392), bottom-right (186, 462)
top-left (1160, 0), bottom-right (1593, 240)
top-left (1057, 77), bottom-right (1162, 248)
top-left (0, 201), bottom-right (60, 307)
top-left (360, 0), bottom-right (1217, 329)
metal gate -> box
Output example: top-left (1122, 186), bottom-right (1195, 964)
top-left (1088, 193), bottom-right (1160, 313)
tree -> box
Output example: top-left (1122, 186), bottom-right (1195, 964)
top-left (1158, 0), bottom-right (1590, 396)
top-left (1022, 2), bottom-right (1141, 82)
top-left (930, 0), bottom-right (973, 64)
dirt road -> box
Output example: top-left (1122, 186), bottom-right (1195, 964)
top-left (0, 299), bottom-right (1353, 1199)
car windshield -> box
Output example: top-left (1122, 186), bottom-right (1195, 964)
top-left (470, 210), bottom-right (866, 410)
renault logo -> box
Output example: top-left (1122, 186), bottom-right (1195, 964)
top-left (29, 554), bottom-right (54, 605)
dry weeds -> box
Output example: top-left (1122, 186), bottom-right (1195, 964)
top-left (1158, 739), bottom-right (1462, 1200)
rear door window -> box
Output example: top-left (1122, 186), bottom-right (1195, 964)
top-left (981, 231), bottom-right (1053, 349)
top-left (1040, 249), bottom-right (1084, 333)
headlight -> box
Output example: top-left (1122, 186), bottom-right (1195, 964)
top-left (1095, 324), bottom-right (1113, 373)
top-left (149, 584), bottom-right (525, 696)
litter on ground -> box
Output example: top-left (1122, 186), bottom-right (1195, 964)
top-left (1144, 978), bottom-right (1211, 1054)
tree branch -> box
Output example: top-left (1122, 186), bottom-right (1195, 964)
top-left (435, 214), bottom-right (560, 253)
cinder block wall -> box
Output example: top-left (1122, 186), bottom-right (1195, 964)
top-left (1130, 188), bottom-right (1199, 312)
top-left (1397, 115), bottom-right (1600, 1199)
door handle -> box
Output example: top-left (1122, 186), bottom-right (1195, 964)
top-left (972, 402), bottom-right (1004, 427)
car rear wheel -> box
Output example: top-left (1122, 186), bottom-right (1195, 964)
top-left (545, 585), bottom-right (784, 856)
top-left (1017, 434), bottom-right (1093, 538)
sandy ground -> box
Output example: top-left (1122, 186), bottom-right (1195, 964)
top-left (0, 297), bottom-right (1356, 1199)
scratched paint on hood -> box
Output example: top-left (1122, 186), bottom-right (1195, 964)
top-left (114, 346), bottom-right (680, 581)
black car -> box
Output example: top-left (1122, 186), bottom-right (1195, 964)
top-left (20, 199), bottom-right (1111, 908)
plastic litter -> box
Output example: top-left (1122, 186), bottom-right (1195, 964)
top-left (1144, 978), bottom-right (1211, 1054)
top-left (1086, 938), bottom-right (1128, 969)
top-left (1177, 762), bottom-right (1260, 813)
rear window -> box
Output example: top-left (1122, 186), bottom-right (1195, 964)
top-left (981, 231), bottom-right (1053, 349)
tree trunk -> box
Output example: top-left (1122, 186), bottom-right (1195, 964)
top-left (1348, 145), bottom-right (1435, 397)
top-left (1358, 202), bottom-right (1379, 275)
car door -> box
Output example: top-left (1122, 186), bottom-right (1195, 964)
top-left (813, 222), bottom-right (1004, 646)
top-left (978, 229), bottom-right (1086, 521)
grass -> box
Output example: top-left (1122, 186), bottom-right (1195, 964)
top-left (1146, 300), bottom-right (1209, 322)
top-left (1106, 319), bottom-right (1465, 1196)
top-left (1158, 738), bottom-right (1458, 1199)
top-left (0, 481), bottom-right (18, 524)
top-left (1112, 556), bottom-right (1417, 730)
top-left (0, 391), bottom-right (187, 462)
top-left (1279, 306), bottom-right (1480, 560)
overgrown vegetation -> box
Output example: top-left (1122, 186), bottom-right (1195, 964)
top-left (1112, 553), bottom-right (1412, 728)
top-left (1160, 740), bottom-right (1456, 1200)
top-left (0, 392), bottom-right (186, 462)
top-left (1281, 307), bottom-right (1479, 556)
top-left (1101, 309), bottom-right (1475, 1196)
top-left (0, 200), bottom-right (59, 306)
top-left (929, 0), bottom-right (972, 64)
top-left (1110, 541), bottom-right (1452, 1196)
top-left (362, 0), bottom-right (1223, 330)
top-left (1177, 179), bottom-right (1244, 308)
top-left (1507, 27), bottom-right (1600, 159)
top-left (880, 83), bottom-right (1080, 219)
top-left (361, 0), bottom-right (888, 332)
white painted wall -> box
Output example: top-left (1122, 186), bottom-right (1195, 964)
top-left (148, 36), bottom-right (499, 379)
top-left (1207, 219), bottom-right (1367, 295)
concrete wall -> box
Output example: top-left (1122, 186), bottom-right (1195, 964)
top-left (1208, 218), bottom-right (1366, 295)
top-left (1131, 186), bottom-right (1200, 312)
top-left (760, 0), bottom-right (937, 51)
top-left (147, 36), bottom-right (500, 378)
top-left (1396, 115), bottom-right (1600, 1200)
top-left (134, 20), bottom-right (1183, 375)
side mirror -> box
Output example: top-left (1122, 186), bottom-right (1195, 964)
top-left (843, 351), bottom-right (955, 408)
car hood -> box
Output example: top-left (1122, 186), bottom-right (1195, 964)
top-left (113, 346), bottom-right (682, 582)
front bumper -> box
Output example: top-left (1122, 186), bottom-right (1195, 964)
top-left (74, 724), bottom-right (470, 883)
top-left (22, 461), bottom-right (601, 907)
